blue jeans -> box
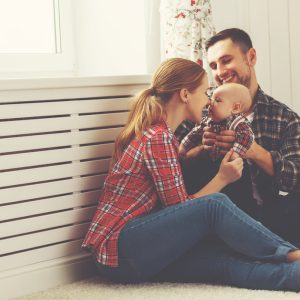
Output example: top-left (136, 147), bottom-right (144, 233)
top-left (95, 193), bottom-right (300, 291)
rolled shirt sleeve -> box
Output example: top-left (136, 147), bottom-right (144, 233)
top-left (251, 87), bottom-right (300, 196)
top-left (270, 117), bottom-right (300, 192)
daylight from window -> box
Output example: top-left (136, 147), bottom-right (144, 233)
top-left (0, 0), bottom-right (57, 54)
top-left (0, 0), bottom-right (151, 77)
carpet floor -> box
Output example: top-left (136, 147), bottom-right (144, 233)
top-left (15, 276), bottom-right (300, 300)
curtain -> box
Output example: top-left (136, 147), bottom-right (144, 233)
top-left (160, 0), bottom-right (216, 67)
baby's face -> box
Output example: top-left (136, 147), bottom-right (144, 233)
top-left (209, 90), bottom-right (235, 122)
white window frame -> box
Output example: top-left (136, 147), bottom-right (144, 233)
top-left (0, 0), bottom-right (75, 78)
top-left (144, 0), bottom-right (161, 74)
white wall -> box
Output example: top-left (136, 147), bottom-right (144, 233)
top-left (211, 0), bottom-right (300, 114)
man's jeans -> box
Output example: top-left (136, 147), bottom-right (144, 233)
top-left (181, 153), bottom-right (300, 246)
top-left (260, 193), bottom-right (300, 248)
top-left (95, 193), bottom-right (300, 291)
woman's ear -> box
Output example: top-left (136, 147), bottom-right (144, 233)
top-left (179, 88), bottom-right (189, 104)
top-left (232, 102), bottom-right (242, 115)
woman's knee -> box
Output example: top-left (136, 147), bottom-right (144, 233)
top-left (195, 192), bottom-right (233, 205)
top-left (198, 193), bottom-right (237, 213)
top-left (213, 192), bottom-right (231, 201)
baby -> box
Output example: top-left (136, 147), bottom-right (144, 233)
top-left (179, 83), bottom-right (254, 161)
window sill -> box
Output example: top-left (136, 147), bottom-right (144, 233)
top-left (0, 74), bottom-right (151, 91)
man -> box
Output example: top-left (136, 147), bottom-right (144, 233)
top-left (176, 28), bottom-right (300, 245)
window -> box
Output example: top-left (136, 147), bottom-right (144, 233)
top-left (0, 0), bottom-right (58, 54)
top-left (75, 0), bottom-right (161, 76)
top-left (0, 0), bottom-right (160, 78)
top-left (0, 0), bottom-right (74, 78)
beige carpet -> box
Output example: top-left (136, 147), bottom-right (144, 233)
top-left (15, 276), bottom-right (300, 300)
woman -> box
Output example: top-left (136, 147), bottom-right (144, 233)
top-left (82, 58), bottom-right (300, 291)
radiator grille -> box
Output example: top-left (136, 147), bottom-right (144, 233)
top-left (0, 90), bottom-right (134, 273)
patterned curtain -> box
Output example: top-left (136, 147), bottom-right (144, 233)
top-left (160, 0), bottom-right (216, 68)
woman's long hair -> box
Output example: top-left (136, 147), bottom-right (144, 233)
top-left (111, 58), bottom-right (206, 166)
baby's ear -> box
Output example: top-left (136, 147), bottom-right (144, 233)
top-left (231, 102), bottom-right (242, 115)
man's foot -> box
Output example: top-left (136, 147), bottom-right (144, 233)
top-left (287, 250), bottom-right (300, 262)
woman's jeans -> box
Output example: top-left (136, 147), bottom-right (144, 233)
top-left (95, 193), bottom-right (300, 291)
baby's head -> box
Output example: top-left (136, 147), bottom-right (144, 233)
top-left (208, 83), bottom-right (252, 122)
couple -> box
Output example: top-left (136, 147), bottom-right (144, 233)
top-left (82, 28), bottom-right (300, 291)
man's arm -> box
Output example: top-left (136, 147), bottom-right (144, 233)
top-left (245, 141), bottom-right (274, 176)
top-left (203, 127), bottom-right (274, 175)
top-left (180, 124), bottom-right (206, 153)
top-left (204, 120), bottom-right (300, 192)
top-left (174, 119), bottom-right (196, 142)
top-left (267, 116), bottom-right (300, 192)
top-left (176, 118), bottom-right (209, 160)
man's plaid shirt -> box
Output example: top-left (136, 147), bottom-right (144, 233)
top-left (82, 121), bottom-right (191, 267)
top-left (176, 87), bottom-right (300, 202)
top-left (181, 113), bottom-right (254, 161)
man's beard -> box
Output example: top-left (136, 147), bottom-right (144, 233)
top-left (237, 60), bottom-right (252, 88)
top-left (236, 72), bottom-right (251, 89)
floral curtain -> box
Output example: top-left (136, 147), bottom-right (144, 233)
top-left (160, 0), bottom-right (216, 67)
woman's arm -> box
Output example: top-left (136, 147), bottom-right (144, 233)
top-left (144, 130), bottom-right (243, 206)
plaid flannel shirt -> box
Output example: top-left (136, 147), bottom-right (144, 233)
top-left (82, 121), bottom-right (191, 267)
top-left (175, 87), bottom-right (300, 202)
top-left (181, 114), bottom-right (254, 161)
top-left (251, 87), bottom-right (300, 200)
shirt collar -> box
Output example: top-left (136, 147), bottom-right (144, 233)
top-left (253, 86), bottom-right (268, 110)
top-left (161, 119), bottom-right (179, 143)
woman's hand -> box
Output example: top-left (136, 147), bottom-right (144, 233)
top-left (217, 149), bottom-right (244, 185)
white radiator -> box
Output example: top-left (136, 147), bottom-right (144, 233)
top-left (0, 77), bottom-right (149, 299)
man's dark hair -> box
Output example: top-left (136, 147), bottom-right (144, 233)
top-left (205, 28), bottom-right (253, 53)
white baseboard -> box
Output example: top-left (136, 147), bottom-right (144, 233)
top-left (0, 253), bottom-right (97, 300)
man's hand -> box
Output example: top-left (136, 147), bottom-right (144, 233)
top-left (216, 130), bottom-right (236, 155)
top-left (202, 126), bottom-right (217, 151)
top-left (203, 127), bottom-right (236, 156)
top-left (245, 140), bottom-right (274, 176)
top-left (184, 145), bottom-right (205, 160)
